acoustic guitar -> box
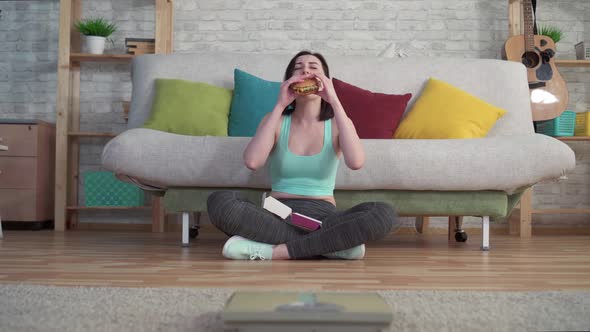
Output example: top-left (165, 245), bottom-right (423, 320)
top-left (503, 0), bottom-right (568, 121)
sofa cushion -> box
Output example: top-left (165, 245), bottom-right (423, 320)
top-left (102, 128), bottom-right (575, 194)
top-left (229, 69), bottom-right (281, 137)
top-left (394, 78), bottom-right (507, 139)
top-left (333, 78), bottom-right (412, 139)
top-left (128, 55), bottom-right (535, 137)
top-left (143, 78), bottom-right (232, 136)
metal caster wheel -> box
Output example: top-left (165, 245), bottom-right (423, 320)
top-left (455, 230), bottom-right (468, 242)
top-left (189, 225), bottom-right (200, 239)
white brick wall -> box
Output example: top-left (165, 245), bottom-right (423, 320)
top-left (0, 0), bottom-right (588, 227)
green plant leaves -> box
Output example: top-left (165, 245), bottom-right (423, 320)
top-left (74, 17), bottom-right (117, 37)
top-left (537, 24), bottom-right (564, 44)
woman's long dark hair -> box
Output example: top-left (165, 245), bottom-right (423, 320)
top-left (283, 51), bottom-right (334, 121)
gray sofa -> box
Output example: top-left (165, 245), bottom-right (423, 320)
top-left (102, 52), bottom-right (576, 250)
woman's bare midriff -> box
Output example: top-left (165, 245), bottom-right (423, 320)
top-left (270, 191), bottom-right (336, 206)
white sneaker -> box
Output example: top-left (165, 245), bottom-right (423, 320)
top-left (322, 244), bottom-right (366, 260)
top-left (222, 235), bottom-right (274, 260)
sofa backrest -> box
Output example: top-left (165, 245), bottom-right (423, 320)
top-left (128, 52), bottom-right (534, 136)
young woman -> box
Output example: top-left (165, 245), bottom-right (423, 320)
top-left (207, 51), bottom-right (400, 260)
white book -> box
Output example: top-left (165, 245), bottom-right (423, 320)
top-left (263, 196), bottom-right (292, 219)
top-left (262, 196), bottom-right (323, 231)
top-left (0, 144), bottom-right (7, 151)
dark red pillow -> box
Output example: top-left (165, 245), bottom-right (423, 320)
top-left (333, 78), bottom-right (412, 139)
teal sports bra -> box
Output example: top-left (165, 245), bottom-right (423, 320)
top-left (270, 115), bottom-right (340, 196)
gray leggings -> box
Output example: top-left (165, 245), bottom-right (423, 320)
top-left (206, 191), bottom-right (400, 259)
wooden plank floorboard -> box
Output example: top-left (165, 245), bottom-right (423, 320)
top-left (0, 229), bottom-right (589, 291)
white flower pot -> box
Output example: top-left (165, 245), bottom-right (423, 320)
top-left (85, 36), bottom-right (106, 54)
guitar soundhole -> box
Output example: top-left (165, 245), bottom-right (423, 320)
top-left (521, 51), bottom-right (540, 68)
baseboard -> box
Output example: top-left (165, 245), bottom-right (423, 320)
top-left (75, 221), bottom-right (590, 236)
top-left (395, 226), bottom-right (508, 235)
top-left (530, 227), bottom-right (590, 236)
top-left (76, 222), bottom-right (153, 232)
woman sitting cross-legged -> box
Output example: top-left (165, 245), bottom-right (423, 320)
top-left (206, 50), bottom-right (400, 260)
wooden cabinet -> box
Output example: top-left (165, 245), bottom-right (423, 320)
top-left (0, 121), bottom-right (55, 222)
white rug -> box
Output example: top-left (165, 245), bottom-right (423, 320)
top-left (1, 284), bottom-right (588, 331)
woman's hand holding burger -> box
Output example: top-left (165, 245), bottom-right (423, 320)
top-left (312, 73), bottom-right (339, 106)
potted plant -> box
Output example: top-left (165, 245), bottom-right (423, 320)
top-left (537, 24), bottom-right (564, 44)
top-left (74, 17), bottom-right (117, 54)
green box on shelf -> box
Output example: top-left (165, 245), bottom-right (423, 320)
top-left (83, 171), bottom-right (144, 207)
top-left (535, 110), bottom-right (576, 137)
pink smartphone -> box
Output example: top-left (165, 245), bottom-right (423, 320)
top-left (290, 213), bottom-right (322, 232)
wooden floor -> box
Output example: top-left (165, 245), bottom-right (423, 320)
top-left (1, 228), bottom-right (589, 291)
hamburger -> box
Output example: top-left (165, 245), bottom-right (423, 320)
top-left (290, 78), bottom-right (319, 95)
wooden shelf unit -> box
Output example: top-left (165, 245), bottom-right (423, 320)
top-left (68, 132), bottom-right (117, 138)
top-left (525, 136), bottom-right (590, 218)
top-left (507, 0), bottom-right (590, 237)
top-left (55, 0), bottom-right (174, 232)
top-left (67, 206), bottom-right (152, 211)
top-left (531, 137), bottom-right (590, 215)
top-left (70, 53), bottom-right (135, 63)
top-left (556, 136), bottom-right (590, 141)
top-left (508, 0), bottom-right (590, 237)
top-left (555, 60), bottom-right (590, 67)
top-left (532, 208), bottom-right (590, 215)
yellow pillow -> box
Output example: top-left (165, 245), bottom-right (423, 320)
top-left (394, 78), bottom-right (506, 139)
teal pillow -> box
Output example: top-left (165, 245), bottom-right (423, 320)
top-left (229, 69), bottom-right (281, 137)
top-left (143, 78), bottom-right (232, 136)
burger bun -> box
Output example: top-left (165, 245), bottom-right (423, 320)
top-left (289, 78), bottom-right (320, 96)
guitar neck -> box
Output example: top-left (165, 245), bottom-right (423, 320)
top-left (523, 0), bottom-right (535, 52)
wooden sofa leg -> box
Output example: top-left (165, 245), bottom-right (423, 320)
top-left (181, 212), bottom-right (190, 248)
top-left (448, 217), bottom-right (453, 241)
top-left (415, 216), bottom-right (430, 234)
top-left (481, 216), bottom-right (490, 251)
top-left (151, 196), bottom-right (165, 233)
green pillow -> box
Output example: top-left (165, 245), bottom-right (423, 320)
top-left (228, 69), bottom-right (281, 137)
top-left (143, 78), bottom-right (232, 136)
